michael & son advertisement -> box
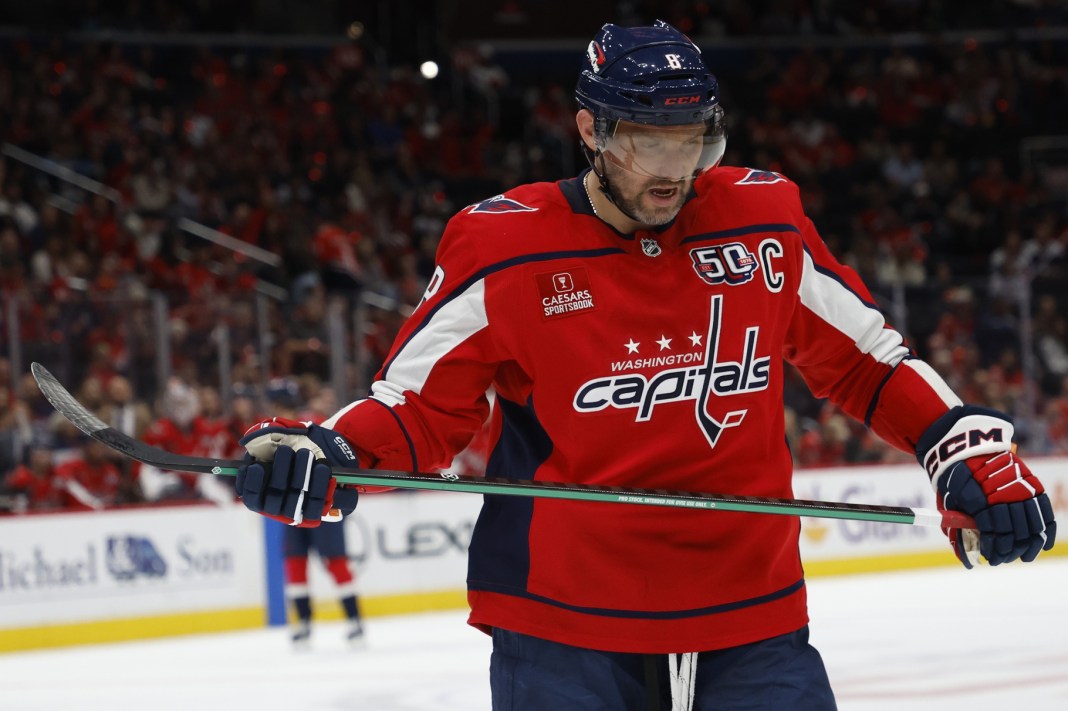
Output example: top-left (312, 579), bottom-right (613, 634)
top-left (0, 504), bottom-right (265, 628)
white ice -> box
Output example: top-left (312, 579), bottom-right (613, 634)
top-left (2, 559), bottom-right (1066, 710)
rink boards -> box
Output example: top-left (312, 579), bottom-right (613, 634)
top-left (2, 458), bottom-right (1065, 652)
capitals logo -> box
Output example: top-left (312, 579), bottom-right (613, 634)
top-left (586, 41), bottom-right (606, 72)
top-left (469, 195), bottom-right (539, 214)
top-left (735, 169), bottom-right (787, 185)
top-left (572, 295), bottom-right (769, 449)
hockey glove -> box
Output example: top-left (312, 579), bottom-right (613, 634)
top-left (237, 417), bottom-right (360, 527)
top-left (917, 406), bottom-right (1056, 568)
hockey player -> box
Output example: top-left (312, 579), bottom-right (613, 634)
top-left (234, 21), bottom-right (1057, 710)
top-left (263, 379), bottom-right (365, 649)
top-left (283, 522), bottom-right (365, 649)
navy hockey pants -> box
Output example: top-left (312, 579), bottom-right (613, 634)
top-left (489, 626), bottom-right (837, 710)
top-left (283, 520), bottom-right (348, 559)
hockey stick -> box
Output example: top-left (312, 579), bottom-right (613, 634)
top-left (31, 362), bottom-right (975, 529)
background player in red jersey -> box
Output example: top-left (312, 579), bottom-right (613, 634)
top-left (233, 20), bottom-right (1057, 711)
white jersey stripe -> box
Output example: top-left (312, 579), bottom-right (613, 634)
top-left (368, 381), bottom-right (408, 408)
top-left (899, 358), bottom-right (962, 409)
top-left (799, 251), bottom-right (909, 366)
top-left (384, 279), bottom-right (489, 396)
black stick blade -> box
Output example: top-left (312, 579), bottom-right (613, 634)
top-left (30, 362), bottom-right (231, 474)
top-left (31, 362), bottom-right (109, 436)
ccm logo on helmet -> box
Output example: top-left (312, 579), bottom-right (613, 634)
top-left (665, 95), bottom-right (702, 105)
top-left (923, 427), bottom-right (1005, 478)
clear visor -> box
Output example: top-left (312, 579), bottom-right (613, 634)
top-left (599, 114), bottom-right (726, 182)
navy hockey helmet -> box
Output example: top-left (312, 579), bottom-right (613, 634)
top-left (576, 20), bottom-right (726, 182)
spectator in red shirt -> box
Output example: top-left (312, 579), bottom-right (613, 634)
top-left (3, 445), bottom-right (63, 512)
top-left (141, 378), bottom-right (227, 501)
top-left (54, 439), bottom-right (127, 511)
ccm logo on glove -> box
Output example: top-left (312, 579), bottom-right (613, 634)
top-left (333, 435), bottom-right (356, 461)
top-left (921, 413), bottom-right (1010, 483)
top-left (917, 405), bottom-right (1056, 568)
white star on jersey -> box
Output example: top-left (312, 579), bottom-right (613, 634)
top-left (689, 331), bottom-right (703, 347)
top-left (657, 335), bottom-right (672, 351)
top-left (625, 339), bottom-right (640, 354)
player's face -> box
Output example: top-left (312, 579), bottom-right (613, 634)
top-left (600, 122), bottom-right (706, 226)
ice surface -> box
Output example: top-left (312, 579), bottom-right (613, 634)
top-left (2, 559), bottom-right (1066, 710)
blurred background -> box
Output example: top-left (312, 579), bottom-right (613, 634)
top-left (2, 0), bottom-right (1068, 512)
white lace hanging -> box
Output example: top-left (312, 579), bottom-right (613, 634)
top-left (668, 651), bottom-right (698, 711)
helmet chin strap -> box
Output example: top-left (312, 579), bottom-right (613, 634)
top-left (580, 141), bottom-right (648, 225)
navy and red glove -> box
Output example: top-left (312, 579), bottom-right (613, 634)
top-left (917, 406), bottom-right (1056, 568)
top-left (236, 417), bottom-right (360, 527)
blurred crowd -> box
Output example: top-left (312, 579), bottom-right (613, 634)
top-left (3, 4), bottom-right (1068, 513)
top-left (6, 0), bottom-right (1068, 38)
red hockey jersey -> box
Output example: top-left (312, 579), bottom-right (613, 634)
top-left (327, 166), bottom-right (962, 653)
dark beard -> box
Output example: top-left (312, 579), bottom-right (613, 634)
top-left (605, 178), bottom-right (685, 227)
